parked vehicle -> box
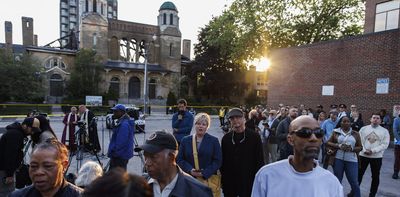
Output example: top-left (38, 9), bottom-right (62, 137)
top-left (105, 105), bottom-right (145, 133)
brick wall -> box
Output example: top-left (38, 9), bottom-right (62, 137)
top-left (268, 29), bottom-right (400, 122)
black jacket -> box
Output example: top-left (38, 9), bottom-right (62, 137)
top-left (149, 167), bottom-right (213, 197)
top-left (221, 128), bottom-right (264, 197)
top-left (276, 117), bottom-right (293, 160)
top-left (0, 122), bottom-right (26, 177)
top-left (10, 180), bottom-right (83, 197)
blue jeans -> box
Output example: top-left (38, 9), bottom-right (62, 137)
top-left (333, 158), bottom-right (360, 197)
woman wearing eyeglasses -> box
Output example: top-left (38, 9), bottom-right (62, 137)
top-left (326, 116), bottom-right (362, 197)
top-left (177, 113), bottom-right (222, 197)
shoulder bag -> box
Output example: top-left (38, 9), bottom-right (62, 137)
top-left (192, 135), bottom-right (221, 197)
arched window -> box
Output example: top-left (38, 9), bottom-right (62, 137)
top-left (129, 39), bottom-right (137, 62)
top-left (93, 33), bottom-right (97, 46)
top-left (109, 77), bottom-right (120, 98)
top-left (49, 74), bottom-right (63, 96)
top-left (163, 13), bottom-right (167, 24)
top-left (44, 57), bottom-right (67, 70)
top-left (120, 38), bottom-right (128, 61)
top-left (128, 77), bottom-right (140, 98)
top-left (170, 14), bottom-right (173, 25)
top-left (169, 43), bottom-right (173, 57)
top-left (93, 0), bottom-right (97, 12)
top-left (138, 40), bottom-right (146, 63)
top-left (149, 79), bottom-right (156, 99)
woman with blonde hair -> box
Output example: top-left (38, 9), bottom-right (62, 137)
top-left (177, 112), bottom-right (222, 197)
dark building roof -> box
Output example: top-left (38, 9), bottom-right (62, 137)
top-left (0, 43), bottom-right (26, 54)
top-left (159, 1), bottom-right (177, 12)
top-left (105, 60), bottom-right (172, 73)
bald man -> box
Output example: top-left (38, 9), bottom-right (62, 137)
top-left (252, 115), bottom-right (343, 197)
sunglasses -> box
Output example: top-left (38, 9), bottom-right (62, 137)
top-left (291, 128), bottom-right (324, 139)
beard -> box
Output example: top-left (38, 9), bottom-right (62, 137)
top-left (302, 146), bottom-right (320, 160)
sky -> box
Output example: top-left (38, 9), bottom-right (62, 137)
top-left (0, 0), bottom-right (233, 59)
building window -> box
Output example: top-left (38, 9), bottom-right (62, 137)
top-left (163, 13), bottom-right (167, 24)
top-left (149, 79), bottom-right (156, 99)
top-left (93, 0), bottom-right (97, 12)
top-left (101, 3), bottom-right (104, 15)
top-left (109, 77), bottom-right (120, 98)
top-left (85, 0), bottom-right (89, 12)
top-left (375, 1), bottom-right (400, 32)
top-left (170, 14), bottom-right (173, 25)
top-left (120, 38), bottom-right (128, 61)
top-left (44, 57), bottom-right (67, 70)
top-left (93, 33), bottom-right (97, 47)
top-left (169, 43), bottom-right (173, 57)
top-left (128, 77), bottom-right (141, 98)
top-left (50, 74), bottom-right (64, 97)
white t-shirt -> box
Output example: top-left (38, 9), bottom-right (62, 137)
top-left (251, 156), bottom-right (343, 197)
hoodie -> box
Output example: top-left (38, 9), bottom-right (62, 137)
top-left (108, 114), bottom-right (135, 160)
top-left (0, 122), bottom-right (26, 176)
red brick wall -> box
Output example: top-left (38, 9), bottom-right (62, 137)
top-left (268, 29), bottom-right (400, 122)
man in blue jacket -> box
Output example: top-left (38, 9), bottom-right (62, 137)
top-left (108, 104), bottom-right (135, 170)
top-left (172, 99), bottom-right (194, 144)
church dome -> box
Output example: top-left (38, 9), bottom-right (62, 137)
top-left (159, 1), bottom-right (177, 12)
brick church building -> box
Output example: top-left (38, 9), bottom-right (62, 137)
top-left (2, 1), bottom-right (188, 105)
top-left (268, 0), bottom-right (400, 118)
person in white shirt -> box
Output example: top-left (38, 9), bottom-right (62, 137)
top-left (251, 115), bottom-right (343, 197)
top-left (358, 113), bottom-right (390, 197)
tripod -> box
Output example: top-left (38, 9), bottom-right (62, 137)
top-left (103, 132), bottom-right (146, 173)
top-left (65, 121), bottom-right (103, 175)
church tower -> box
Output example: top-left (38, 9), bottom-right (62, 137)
top-left (157, 1), bottom-right (181, 73)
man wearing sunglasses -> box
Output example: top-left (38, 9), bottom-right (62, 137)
top-left (252, 115), bottom-right (343, 197)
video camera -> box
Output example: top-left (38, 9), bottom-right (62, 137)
top-left (77, 120), bottom-right (86, 128)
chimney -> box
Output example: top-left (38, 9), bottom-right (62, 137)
top-left (33, 35), bottom-right (38, 46)
top-left (4, 21), bottom-right (13, 48)
top-left (22, 17), bottom-right (34, 46)
top-left (182, 39), bottom-right (191, 59)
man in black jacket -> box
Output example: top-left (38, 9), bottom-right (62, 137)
top-left (277, 106), bottom-right (298, 160)
top-left (135, 130), bottom-right (212, 197)
top-left (0, 117), bottom-right (36, 196)
top-left (221, 108), bottom-right (264, 197)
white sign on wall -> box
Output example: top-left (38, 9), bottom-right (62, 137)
top-left (376, 78), bottom-right (389, 94)
top-left (322, 85), bottom-right (334, 96)
top-left (85, 96), bottom-right (103, 106)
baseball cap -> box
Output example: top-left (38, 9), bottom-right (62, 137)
top-left (134, 131), bottom-right (178, 154)
top-left (330, 104), bottom-right (338, 109)
top-left (339, 104), bottom-right (347, 108)
top-left (227, 108), bottom-right (244, 119)
top-left (111, 104), bottom-right (126, 111)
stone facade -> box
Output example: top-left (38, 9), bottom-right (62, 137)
top-left (1, 1), bottom-right (184, 105)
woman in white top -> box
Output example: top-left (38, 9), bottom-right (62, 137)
top-left (327, 116), bottom-right (362, 197)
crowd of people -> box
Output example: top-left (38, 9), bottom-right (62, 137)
top-left (0, 100), bottom-right (398, 197)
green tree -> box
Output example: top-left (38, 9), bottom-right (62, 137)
top-left (0, 49), bottom-right (44, 102)
top-left (66, 49), bottom-right (104, 101)
top-left (193, 0), bottom-right (364, 101)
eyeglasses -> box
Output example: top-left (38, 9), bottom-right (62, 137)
top-left (291, 128), bottom-right (324, 139)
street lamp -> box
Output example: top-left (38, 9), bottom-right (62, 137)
top-left (143, 34), bottom-right (157, 116)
